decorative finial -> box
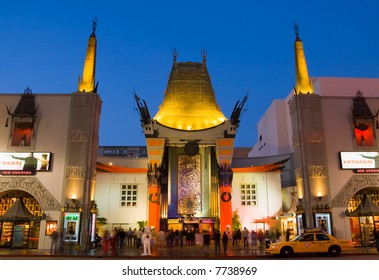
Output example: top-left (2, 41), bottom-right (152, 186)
top-left (201, 48), bottom-right (207, 68)
top-left (172, 48), bottom-right (178, 67)
top-left (294, 23), bottom-right (300, 39)
top-left (24, 87), bottom-right (32, 95)
top-left (201, 48), bottom-right (207, 60)
top-left (172, 48), bottom-right (178, 60)
top-left (92, 17), bottom-right (98, 32)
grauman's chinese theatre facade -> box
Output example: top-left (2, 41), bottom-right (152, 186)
top-left (135, 51), bottom-right (247, 233)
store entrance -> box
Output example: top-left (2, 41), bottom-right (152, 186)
top-left (183, 223), bottom-right (199, 233)
top-left (0, 191), bottom-right (42, 249)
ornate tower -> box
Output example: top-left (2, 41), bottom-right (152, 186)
top-left (289, 26), bottom-right (330, 229)
top-left (136, 50), bottom-right (246, 233)
top-left (78, 19), bottom-right (98, 93)
top-left (64, 19), bottom-right (102, 250)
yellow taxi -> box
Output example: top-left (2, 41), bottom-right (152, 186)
top-left (266, 228), bottom-right (354, 257)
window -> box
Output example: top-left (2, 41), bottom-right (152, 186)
top-left (11, 122), bottom-right (33, 147)
top-left (316, 234), bottom-right (330, 241)
top-left (240, 184), bottom-right (257, 206)
top-left (300, 234), bottom-right (314, 242)
top-left (120, 184), bottom-right (138, 207)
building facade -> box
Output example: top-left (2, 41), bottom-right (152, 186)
top-left (0, 22), bottom-right (101, 250)
top-left (94, 52), bottom-right (287, 239)
top-left (250, 27), bottom-right (379, 246)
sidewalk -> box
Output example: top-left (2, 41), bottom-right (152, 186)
top-left (0, 244), bottom-right (377, 259)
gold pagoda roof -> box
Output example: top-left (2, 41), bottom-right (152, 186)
top-left (153, 60), bottom-right (227, 130)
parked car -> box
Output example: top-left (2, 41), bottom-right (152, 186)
top-left (266, 229), bottom-right (353, 257)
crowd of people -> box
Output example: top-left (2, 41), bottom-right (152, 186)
top-left (49, 224), bottom-right (291, 256)
top-left (231, 227), bottom-right (284, 250)
top-left (95, 226), bottom-right (287, 256)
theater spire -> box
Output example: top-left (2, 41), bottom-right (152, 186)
top-left (294, 25), bottom-right (314, 95)
top-left (78, 19), bottom-right (98, 93)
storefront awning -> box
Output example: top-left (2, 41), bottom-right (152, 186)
top-left (0, 198), bottom-right (41, 222)
top-left (345, 194), bottom-right (379, 217)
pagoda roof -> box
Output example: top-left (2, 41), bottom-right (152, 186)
top-left (153, 61), bottom-right (227, 130)
top-left (0, 198), bottom-right (41, 222)
top-left (346, 194), bottom-right (379, 217)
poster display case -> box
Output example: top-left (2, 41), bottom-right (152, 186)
top-left (314, 212), bottom-right (331, 234)
top-left (63, 212), bottom-right (81, 243)
top-left (12, 223), bottom-right (29, 248)
top-left (45, 220), bottom-right (58, 236)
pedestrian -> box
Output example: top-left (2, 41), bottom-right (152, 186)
top-left (251, 230), bottom-right (258, 251)
top-left (276, 229), bottom-right (281, 242)
top-left (222, 231), bottom-right (229, 255)
top-left (127, 227), bottom-right (133, 247)
top-left (232, 228), bottom-right (237, 245)
top-left (174, 229), bottom-right (180, 246)
top-left (285, 228), bottom-right (291, 241)
top-left (374, 227), bottom-right (379, 253)
top-left (203, 230), bottom-right (211, 255)
top-left (242, 227), bottom-right (249, 247)
top-left (214, 229), bottom-right (221, 254)
top-left (270, 230), bottom-right (276, 244)
top-left (264, 230), bottom-right (271, 248)
top-left (102, 230), bottom-right (111, 255)
top-left (235, 228), bottom-right (242, 247)
top-left (158, 229), bottom-right (166, 250)
top-left (58, 230), bottom-right (65, 253)
top-left (135, 228), bottom-right (143, 249)
top-left (257, 229), bottom-right (264, 250)
top-left (111, 227), bottom-right (120, 256)
top-left (50, 230), bottom-right (59, 254)
top-left (119, 228), bottom-right (126, 249)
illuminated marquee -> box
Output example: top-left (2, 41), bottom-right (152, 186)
top-left (0, 152), bottom-right (52, 175)
top-left (339, 151), bottom-right (379, 169)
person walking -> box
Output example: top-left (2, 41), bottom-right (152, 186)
top-left (257, 229), bottom-right (264, 250)
top-left (214, 229), bottom-right (221, 254)
top-left (232, 228), bottom-right (236, 245)
top-left (251, 230), bottom-right (258, 252)
top-left (374, 227), bottom-right (379, 253)
top-left (135, 228), bottom-right (143, 249)
top-left (285, 228), bottom-right (291, 241)
top-left (203, 230), bottom-right (211, 255)
top-left (242, 227), bottom-right (249, 247)
top-left (158, 229), bottom-right (166, 250)
top-left (50, 230), bottom-right (59, 254)
top-left (222, 231), bottom-right (229, 255)
top-left (235, 228), bottom-right (242, 247)
top-left (264, 230), bottom-right (271, 248)
top-left (119, 228), bottom-right (126, 249)
top-left (102, 230), bottom-right (111, 255)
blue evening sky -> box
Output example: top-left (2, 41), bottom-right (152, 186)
top-left (1, 1), bottom-right (379, 148)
